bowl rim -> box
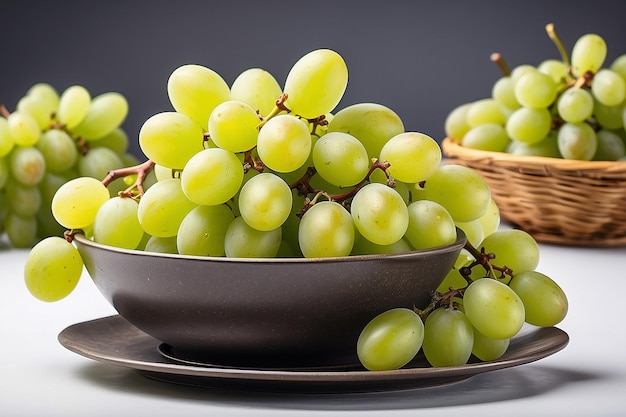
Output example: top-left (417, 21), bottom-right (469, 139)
top-left (72, 229), bottom-right (467, 264)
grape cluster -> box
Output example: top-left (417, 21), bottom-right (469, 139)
top-left (445, 24), bottom-right (626, 161)
top-left (0, 84), bottom-right (137, 248)
top-left (21, 48), bottom-right (568, 370)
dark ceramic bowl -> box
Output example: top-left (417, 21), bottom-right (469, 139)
top-left (74, 231), bottom-right (466, 367)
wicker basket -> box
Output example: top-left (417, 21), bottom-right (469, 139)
top-left (441, 137), bottom-right (626, 247)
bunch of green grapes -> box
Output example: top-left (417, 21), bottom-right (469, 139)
top-left (22, 48), bottom-right (568, 371)
top-left (0, 83), bottom-right (138, 250)
top-left (445, 24), bottom-right (626, 161)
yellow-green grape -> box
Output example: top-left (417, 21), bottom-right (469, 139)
top-left (350, 183), bottom-right (409, 246)
top-left (610, 54), bottom-right (626, 80)
top-left (509, 270), bottom-right (568, 327)
top-left (4, 211), bottom-right (37, 248)
top-left (472, 328), bottom-right (510, 361)
top-left (327, 102), bottom-right (405, 159)
top-left (477, 229), bottom-right (540, 281)
top-left (591, 69), bottom-right (626, 107)
top-left (24, 236), bottom-right (83, 302)
top-left (594, 129), bottom-right (626, 161)
top-left (455, 218), bottom-right (484, 248)
top-left (298, 201), bottom-right (354, 258)
top-left (283, 48), bottom-right (348, 119)
top-left (7, 111), bottom-right (41, 146)
top-left (0, 117), bottom-right (15, 157)
top-left (56, 85), bottom-right (91, 129)
top-left (139, 111), bottom-right (205, 169)
top-left (505, 107), bottom-right (552, 144)
top-left (593, 99), bottom-right (624, 130)
top-left (0, 157), bottom-right (8, 189)
top-left (71, 92), bottom-right (128, 140)
top-left (224, 216), bottom-right (282, 258)
top-left (77, 147), bottom-right (124, 185)
top-left (444, 102), bottom-right (472, 141)
top-left (230, 68), bottom-right (283, 118)
top-left (557, 87), bottom-right (594, 123)
top-left (137, 178), bottom-right (196, 238)
top-left (26, 83), bottom-right (59, 115)
top-left (461, 124), bottom-right (510, 152)
top-left (167, 64), bottom-right (231, 130)
top-left (537, 59), bottom-right (569, 85)
top-left (571, 33), bottom-right (607, 77)
top-left (16, 95), bottom-right (52, 130)
top-left (238, 172), bottom-right (292, 232)
top-left (477, 197), bottom-right (500, 238)
top-left (92, 196), bottom-right (144, 249)
top-left (36, 129), bottom-right (78, 174)
top-left (144, 235), bottom-right (178, 254)
top-left (405, 200), bottom-right (456, 250)
top-left (208, 100), bottom-right (260, 153)
top-left (510, 64), bottom-right (537, 84)
top-left (357, 308), bottom-right (424, 371)
top-left (463, 278), bottom-right (525, 340)
top-left (6, 180), bottom-right (41, 218)
top-left (10, 146), bottom-right (46, 186)
top-left (491, 77), bottom-right (521, 110)
top-left (557, 122), bottom-right (597, 160)
top-left (91, 127), bottom-right (129, 155)
top-left (256, 114), bottom-right (311, 173)
top-left (423, 164), bottom-right (491, 223)
top-left (181, 148), bottom-right (244, 206)
top-left (380, 132), bottom-right (441, 183)
top-left (465, 98), bottom-right (507, 127)
top-left (177, 204), bottom-right (235, 256)
top-left (423, 307), bottom-right (474, 367)
top-left (509, 134), bottom-right (562, 158)
top-left (51, 176), bottom-right (110, 229)
top-left (514, 71), bottom-right (558, 109)
top-left (312, 131), bottom-right (369, 187)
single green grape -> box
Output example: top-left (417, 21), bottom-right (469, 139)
top-left (571, 33), bottom-right (607, 76)
top-left (238, 172), bottom-right (292, 232)
top-left (7, 111), bottom-right (41, 146)
top-left (557, 122), bottom-right (597, 160)
top-left (56, 85), bottom-right (91, 129)
top-left (224, 216), bottom-right (282, 258)
top-left (379, 132), bottom-right (441, 183)
top-left (405, 200), bottom-right (456, 250)
top-left (478, 229), bottom-right (540, 280)
top-left (137, 178), bottom-right (197, 237)
top-left (444, 102), bottom-right (472, 140)
top-left (71, 92), bottom-right (128, 140)
top-left (298, 201), bottom-right (354, 258)
top-left (230, 68), bottom-right (283, 118)
top-left (594, 129), bottom-right (625, 161)
top-left (5, 180), bottom-right (41, 218)
top-left (472, 328), bottom-right (510, 361)
top-left (461, 123), bottom-right (510, 152)
top-left (256, 114), bottom-right (311, 173)
top-left (491, 77), bottom-right (521, 110)
top-left (36, 129), bottom-right (78, 174)
top-left (557, 88), bottom-right (594, 123)
top-left (51, 176), bottom-right (110, 230)
top-left (591, 69), bottom-right (626, 107)
top-left (505, 107), bottom-right (552, 144)
top-left (177, 204), bottom-right (235, 256)
top-left (423, 307), bottom-right (474, 367)
top-left (514, 71), bottom-right (558, 109)
top-left (466, 99), bottom-right (507, 127)
top-left (93, 196), bottom-right (144, 250)
top-left (312, 131), bottom-right (369, 187)
top-left (509, 270), bottom-right (568, 327)
top-left (357, 308), bottom-right (424, 371)
top-left (208, 100), bottom-right (260, 153)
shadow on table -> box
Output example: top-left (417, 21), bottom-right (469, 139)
top-left (76, 363), bottom-right (600, 410)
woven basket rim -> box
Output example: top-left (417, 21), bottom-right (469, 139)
top-left (441, 137), bottom-right (626, 175)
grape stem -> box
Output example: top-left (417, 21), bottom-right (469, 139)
top-left (490, 53), bottom-right (510, 76)
top-left (545, 23), bottom-right (571, 68)
top-left (0, 104), bottom-right (10, 118)
top-left (101, 159), bottom-right (155, 198)
top-left (256, 93), bottom-right (291, 129)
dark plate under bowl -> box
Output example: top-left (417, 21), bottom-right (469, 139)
top-left (74, 230), bottom-right (466, 367)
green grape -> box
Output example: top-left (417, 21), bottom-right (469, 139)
top-left (137, 178), bottom-right (196, 237)
top-left (557, 87), bottom-right (594, 123)
top-left (591, 69), bottom-right (626, 107)
top-left (224, 216), bottom-right (282, 258)
top-left (505, 106), bottom-right (552, 144)
top-left (77, 147), bottom-right (124, 183)
top-left (51, 176), bottom-right (110, 229)
top-left (537, 59), bottom-right (568, 85)
top-left (139, 111), bottom-right (205, 170)
top-left (463, 278), bottom-right (525, 340)
top-left (298, 201), bottom-right (354, 258)
top-left (510, 64), bottom-right (537, 84)
top-left (557, 122), bottom-right (597, 160)
top-left (36, 129), bottom-right (78, 174)
top-left (405, 200), bottom-right (456, 250)
top-left (16, 94), bottom-right (52, 130)
top-left (436, 250), bottom-right (473, 293)
top-left (9, 146), bottom-right (46, 186)
top-left (357, 308), bottom-right (424, 371)
top-left (7, 111), bottom-right (41, 146)
top-left (444, 102), bottom-right (472, 140)
top-left (509, 134), bottom-right (561, 158)
top-left (461, 123), bottom-right (510, 152)
top-left (455, 218), bottom-right (484, 248)
top-left (610, 54), bottom-right (626, 81)
top-left (477, 197), bottom-right (500, 238)
top-left (594, 100), bottom-right (624, 130)
top-left (26, 83), bottom-right (59, 113)
top-left (312, 131), bottom-right (369, 187)
top-left (379, 132), bottom-right (441, 183)
top-left (56, 85), bottom-right (91, 129)
top-left (6, 181), bottom-right (41, 218)
top-left (90, 127), bottom-right (128, 155)
top-left (208, 100), bottom-right (260, 153)
top-left (144, 235), bottom-right (178, 254)
top-left (71, 92), bottom-right (128, 140)
top-left (423, 164), bottom-right (491, 223)
top-left (478, 229), bottom-right (540, 279)
top-left (24, 236), bottom-right (83, 301)
top-left (4, 211), bottom-right (37, 248)
top-left (594, 129), bottom-right (625, 161)
top-left (238, 172), bottom-right (292, 232)
top-left (351, 233), bottom-right (412, 255)
top-left (466, 99), bottom-right (506, 127)
top-left (256, 114), bottom-right (311, 173)
top-left (472, 328), bottom-right (510, 361)
top-left (177, 204), bottom-right (235, 256)
top-left (0, 157), bottom-right (8, 189)
top-left (491, 77), bottom-right (521, 110)
top-left (514, 71), bottom-right (558, 109)
top-left (167, 64), bottom-right (231, 130)
top-left (350, 183), bottom-right (409, 246)
top-left (327, 102), bottom-right (405, 159)
top-left (230, 68), bottom-right (283, 118)
top-left (0, 117), bottom-right (15, 157)
top-left (423, 307), bottom-right (474, 367)
top-left (181, 147), bottom-right (244, 206)
top-left (509, 270), bottom-right (568, 327)
top-left (571, 33), bottom-right (607, 76)
top-left (92, 196), bottom-right (144, 249)
top-left (283, 48), bottom-right (348, 119)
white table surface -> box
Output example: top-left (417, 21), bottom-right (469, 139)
top-left (2, 231), bottom-right (625, 417)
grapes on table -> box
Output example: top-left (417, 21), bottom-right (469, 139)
top-left (8, 47), bottom-right (569, 370)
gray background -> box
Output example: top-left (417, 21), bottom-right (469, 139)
top-left (1, 0), bottom-right (625, 158)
